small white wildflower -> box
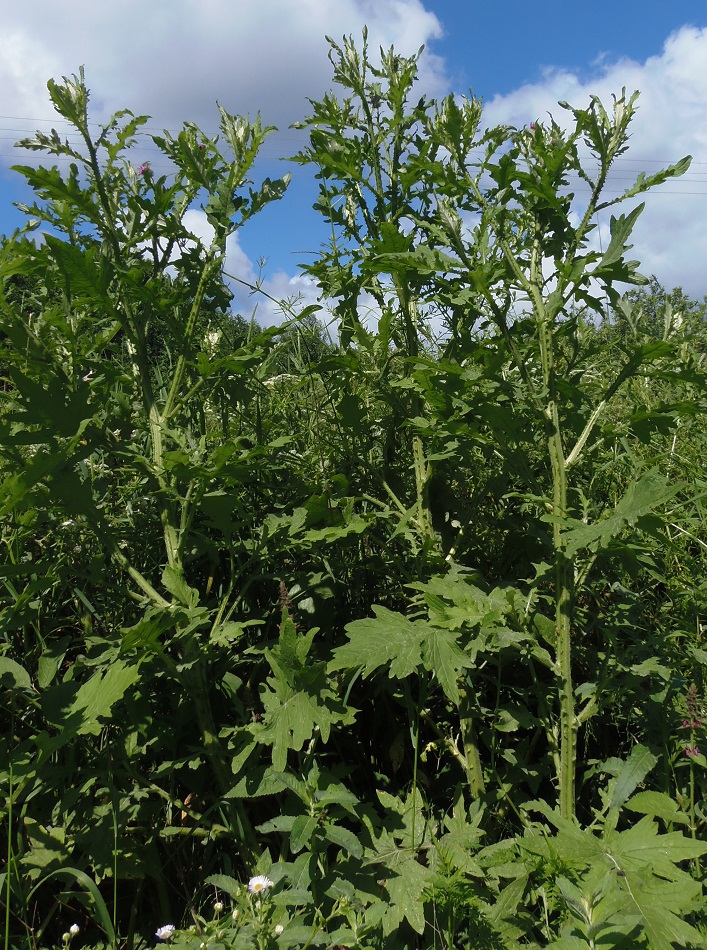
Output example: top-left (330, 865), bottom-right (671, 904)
top-left (232, 909), bottom-right (239, 921)
top-left (69, 924), bottom-right (80, 936)
top-left (155, 924), bottom-right (176, 941)
top-left (213, 901), bottom-right (224, 913)
top-left (204, 330), bottom-right (221, 354)
top-left (274, 924), bottom-right (284, 936)
top-left (248, 875), bottom-right (273, 894)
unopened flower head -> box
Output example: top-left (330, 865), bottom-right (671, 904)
top-left (274, 924), bottom-right (284, 936)
top-left (156, 924), bottom-right (176, 941)
top-left (213, 901), bottom-right (224, 913)
top-left (248, 875), bottom-right (273, 894)
top-left (69, 925), bottom-right (80, 936)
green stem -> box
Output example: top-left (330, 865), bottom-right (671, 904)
top-left (458, 677), bottom-right (486, 799)
top-left (537, 309), bottom-right (576, 820)
top-left (4, 725), bottom-right (13, 950)
top-left (188, 664), bottom-right (259, 859)
top-left (392, 275), bottom-right (436, 553)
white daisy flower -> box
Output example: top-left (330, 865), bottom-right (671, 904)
top-left (155, 924), bottom-right (176, 941)
top-left (248, 875), bottom-right (273, 894)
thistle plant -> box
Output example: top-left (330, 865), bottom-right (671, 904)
top-left (307, 36), bottom-right (693, 823)
top-left (1, 35), bottom-right (706, 950)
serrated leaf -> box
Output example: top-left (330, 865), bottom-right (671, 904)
top-left (420, 626), bottom-right (470, 703)
top-left (259, 683), bottom-right (338, 771)
top-left (258, 627), bottom-right (353, 771)
top-left (606, 817), bottom-right (707, 875)
top-left (624, 791), bottom-right (689, 826)
top-left (379, 845), bottom-right (430, 935)
top-left (162, 565), bottom-right (199, 607)
top-left (618, 156), bottom-right (691, 203)
top-left (609, 745), bottom-right (658, 811)
top-left (595, 204), bottom-right (644, 271)
top-left (564, 469), bottom-right (681, 557)
top-left (617, 870), bottom-right (705, 950)
top-left (290, 815), bottom-right (318, 853)
top-left (330, 606), bottom-right (470, 703)
top-left (330, 607), bottom-right (424, 678)
top-left (68, 660), bottom-right (141, 735)
top-left (323, 823), bottom-right (363, 859)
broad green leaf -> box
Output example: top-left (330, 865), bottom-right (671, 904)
top-left (204, 874), bottom-right (241, 898)
top-left (0, 656), bottom-right (32, 690)
top-left (370, 828), bottom-right (430, 935)
top-left (162, 564), bottom-right (199, 607)
top-left (624, 791), bottom-right (689, 826)
top-left (120, 610), bottom-right (177, 653)
top-left (331, 606), bottom-right (470, 702)
top-left (259, 680), bottom-right (340, 771)
top-left (605, 817), bottom-right (707, 876)
top-left (617, 871), bottom-right (705, 950)
top-left (290, 815), bottom-right (318, 853)
top-left (256, 815), bottom-right (296, 835)
top-left (68, 660), bottom-right (141, 736)
top-left (609, 744), bottom-right (658, 811)
top-left (329, 607), bottom-right (426, 678)
top-left (595, 203), bottom-right (644, 270)
top-left (546, 936), bottom-right (587, 949)
top-left (258, 625), bottom-right (354, 771)
top-left (323, 823), bottom-right (364, 859)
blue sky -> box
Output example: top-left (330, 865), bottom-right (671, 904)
top-left (2, 1), bottom-right (707, 322)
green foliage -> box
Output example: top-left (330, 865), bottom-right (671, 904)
top-left (1, 35), bottom-right (706, 950)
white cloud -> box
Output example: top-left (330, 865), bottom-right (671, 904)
top-left (481, 26), bottom-right (707, 299)
top-left (0, 0), bottom-right (446, 136)
top-left (5, 8), bottom-right (706, 311)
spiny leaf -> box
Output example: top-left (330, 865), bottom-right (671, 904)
top-left (595, 203), bottom-right (644, 271)
top-left (330, 606), bottom-right (471, 702)
top-left (68, 660), bottom-right (141, 736)
top-left (617, 156), bottom-right (692, 203)
top-left (563, 468), bottom-right (681, 558)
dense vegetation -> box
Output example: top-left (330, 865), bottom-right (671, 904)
top-left (1, 32), bottom-right (706, 950)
